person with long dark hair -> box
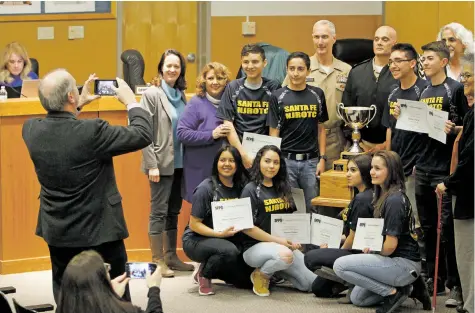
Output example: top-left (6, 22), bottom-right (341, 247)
top-left (239, 145), bottom-right (317, 297)
top-left (304, 154), bottom-right (374, 301)
top-left (140, 49), bottom-right (194, 277)
top-left (182, 145), bottom-right (253, 295)
top-left (333, 151), bottom-right (423, 313)
top-left (56, 250), bottom-right (163, 313)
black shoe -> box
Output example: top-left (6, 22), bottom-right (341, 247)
top-left (456, 303), bottom-right (468, 313)
top-left (445, 286), bottom-right (463, 308)
top-left (426, 278), bottom-right (446, 296)
top-left (315, 266), bottom-right (347, 285)
top-left (410, 276), bottom-right (431, 310)
top-left (376, 285), bottom-right (412, 313)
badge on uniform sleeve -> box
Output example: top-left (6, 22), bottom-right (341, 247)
top-left (336, 74), bottom-right (348, 84)
top-left (306, 77), bottom-right (315, 82)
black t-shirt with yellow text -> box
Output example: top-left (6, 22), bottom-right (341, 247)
top-left (342, 188), bottom-right (374, 237)
top-left (381, 78), bottom-right (430, 176)
top-left (417, 77), bottom-right (468, 174)
top-left (216, 77), bottom-right (281, 139)
top-left (267, 86), bottom-right (329, 153)
top-left (240, 182), bottom-right (295, 248)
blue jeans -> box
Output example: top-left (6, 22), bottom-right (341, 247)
top-left (243, 242), bottom-right (316, 292)
top-left (333, 254), bottom-right (421, 307)
top-left (285, 158), bottom-right (318, 213)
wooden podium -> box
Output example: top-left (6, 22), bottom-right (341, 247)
top-left (311, 152), bottom-right (360, 209)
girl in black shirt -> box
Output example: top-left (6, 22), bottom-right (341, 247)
top-left (305, 154), bottom-right (374, 300)
top-left (240, 145), bottom-right (317, 297)
top-left (333, 151), bottom-right (423, 313)
top-left (182, 145), bottom-right (252, 295)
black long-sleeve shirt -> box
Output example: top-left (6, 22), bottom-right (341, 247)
top-left (444, 107), bottom-right (474, 219)
top-left (134, 287), bottom-right (164, 313)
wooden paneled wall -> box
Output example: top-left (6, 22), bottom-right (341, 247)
top-left (122, 1), bottom-right (198, 90)
top-left (385, 1), bottom-right (474, 52)
top-left (0, 20), bottom-right (116, 80)
top-left (211, 15), bottom-right (383, 78)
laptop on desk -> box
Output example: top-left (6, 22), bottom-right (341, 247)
top-left (20, 79), bottom-right (41, 98)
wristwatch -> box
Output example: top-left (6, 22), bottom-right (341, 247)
top-left (320, 154), bottom-right (327, 161)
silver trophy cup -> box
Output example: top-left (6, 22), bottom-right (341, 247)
top-left (336, 103), bottom-right (377, 154)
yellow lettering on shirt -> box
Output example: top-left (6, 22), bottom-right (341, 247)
top-left (236, 100), bottom-right (268, 115)
top-left (420, 97), bottom-right (443, 111)
top-left (283, 104), bottom-right (318, 119)
top-left (264, 197), bottom-right (290, 212)
top-left (389, 101), bottom-right (397, 115)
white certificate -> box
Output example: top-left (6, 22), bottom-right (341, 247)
top-left (211, 198), bottom-right (254, 232)
top-left (271, 213), bottom-right (310, 244)
top-left (352, 218), bottom-right (384, 252)
top-left (242, 132), bottom-right (282, 158)
top-left (427, 108), bottom-right (448, 144)
top-left (395, 99), bottom-right (429, 133)
top-left (291, 188), bottom-right (306, 213)
top-left (44, 1), bottom-right (96, 13)
top-left (310, 214), bottom-right (344, 249)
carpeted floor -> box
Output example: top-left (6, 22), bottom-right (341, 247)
top-left (0, 265), bottom-right (455, 313)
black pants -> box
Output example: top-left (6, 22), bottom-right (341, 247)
top-left (48, 239), bottom-right (130, 303)
top-left (183, 234), bottom-right (252, 289)
top-left (415, 169), bottom-right (461, 289)
top-left (305, 247), bottom-right (358, 297)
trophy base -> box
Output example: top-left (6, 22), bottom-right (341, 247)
top-left (312, 150), bottom-right (369, 209)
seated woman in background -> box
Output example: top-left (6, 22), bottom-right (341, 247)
top-left (0, 42), bottom-right (38, 96)
top-left (240, 145), bottom-right (317, 297)
top-left (182, 145), bottom-right (253, 296)
top-left (304, 154), bottom-right (374, 302)
top-left (56, 250), bottom-right (163, 313)
top-left (333, 151), bottom-right (427, 313)
top-left (177, 62), bottom-right (232, 204)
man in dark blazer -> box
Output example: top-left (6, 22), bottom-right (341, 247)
top-left (22, 69), bottom-right (153, 302)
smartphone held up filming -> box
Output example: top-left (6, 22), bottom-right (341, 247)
top-left (125, 262), bottom-right (157, 279)
top-left (94, 79), bottom-right (118, 96)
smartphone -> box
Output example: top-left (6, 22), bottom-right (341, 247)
top-left (94, 79), bottom-right (118, 96)
top-left (125, 262), bottom-right (157, 279)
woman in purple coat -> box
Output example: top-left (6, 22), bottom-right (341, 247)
top-left (177, 62), bottom-right (232, 202)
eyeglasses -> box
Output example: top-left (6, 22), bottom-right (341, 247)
top-left (388, 59), bottom-right (413, 66)
top-left (461, 72), bottom-right (473, 80)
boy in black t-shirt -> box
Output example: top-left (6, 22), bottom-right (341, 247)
top-left (216, 44), bottom-right (281, 168)
top-left (268, 52), bottom-right (328, 213)
top-left (415, 41), bottom-right (467, 304)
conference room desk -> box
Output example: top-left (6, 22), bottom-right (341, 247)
top-left (0, 96), bottom-right (193, 274)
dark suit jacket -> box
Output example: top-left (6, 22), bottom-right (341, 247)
top-left (22, 107), bottom-right (152, 247)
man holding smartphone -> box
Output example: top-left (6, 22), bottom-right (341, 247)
top-left (22, 70), bottom-right (153, 302)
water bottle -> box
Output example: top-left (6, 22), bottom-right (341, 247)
top-left (0, 86), bottom-right (7, 102)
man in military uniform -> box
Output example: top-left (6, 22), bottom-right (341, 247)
top-left (284, 20), bottom-right (351, 171)
top-left (342, 26), bottom-right (398, 151)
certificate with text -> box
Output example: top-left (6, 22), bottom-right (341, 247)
top-left (242, 132), bottom-right (282, 158)
top-left (211, 198), bottom-right (254, 232)
top-left (310, 214), bottom-right (344, 248)
top-left (395, 99), bottom-right (429, 133)
top-left (271, 213), bottom-right (311, 244)
top-left (427, 108), bottom-right (448, 144)
top-left (352, 218), bottom-right (384, 252)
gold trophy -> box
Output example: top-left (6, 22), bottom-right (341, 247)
top-left (312, 104), bottom-right (377, 208)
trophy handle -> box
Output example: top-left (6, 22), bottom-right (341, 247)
top-left (336, 103), bottom-right (345, 122)
top-left (367, 104), bottom-right (377, 125)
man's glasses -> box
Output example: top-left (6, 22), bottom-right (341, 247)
top-left (388, 59), bottom-right (413, 66)
top-left (461, 72), bottom-right (473, 80)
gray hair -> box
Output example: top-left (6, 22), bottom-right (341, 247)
top-left (313, 20), bottom-right (336, 37)
top-left (437, 23), bottom-right (474, 54)
top-left (461, 51), bottom-right (474, 67)
top-left (38, 69), bottom-right (75, 112)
